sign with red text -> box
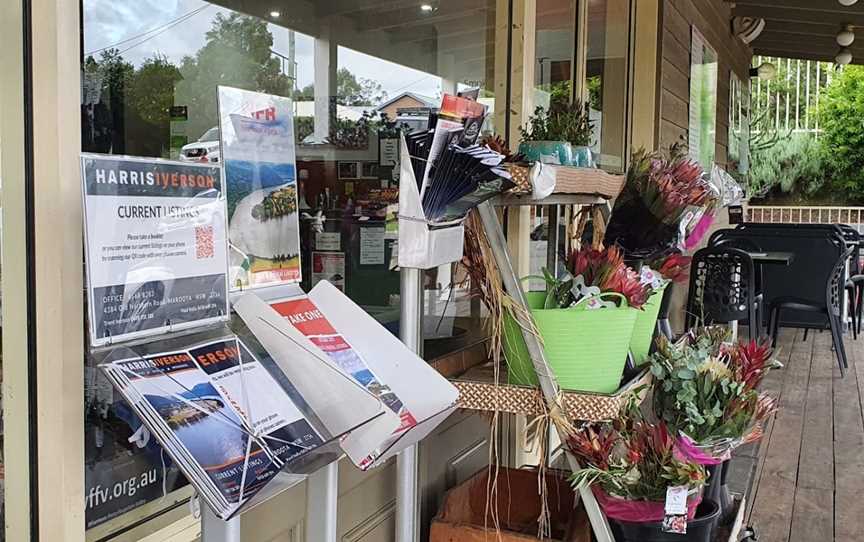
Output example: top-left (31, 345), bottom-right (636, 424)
top-left (81, 154), bottom-right (230, 346)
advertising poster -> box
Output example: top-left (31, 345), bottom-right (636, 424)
top-left (311, 252), bottom-right (345, 291)
top-left (101, 336), bottom-right (325, 518)
top-left (218, 86), bottom-right (302, 290)
top-left (270, 295), bottom-right (418, 468)
top-left (81, 155), bottom-right (230, 347)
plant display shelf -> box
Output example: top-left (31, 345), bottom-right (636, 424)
top-left (451, 364), bottom-right (651, 422)
top-left (476, 199), bottom-right (618, 542)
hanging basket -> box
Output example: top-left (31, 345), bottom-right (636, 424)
top-left (504, 284), bottom-right (639, 393)
top-left (629, 283), bottom-right (668, 366)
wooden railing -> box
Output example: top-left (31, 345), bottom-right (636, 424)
top-left (745, 205), bottom-right (864, 229)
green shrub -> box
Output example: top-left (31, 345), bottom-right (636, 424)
top-left (817, 65), bottom-right (864, 195)
top-left (748, 133), bottom-right (825, 198)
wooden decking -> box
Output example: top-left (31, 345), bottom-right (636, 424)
top-left (741, 327), bottom-right (864, 541)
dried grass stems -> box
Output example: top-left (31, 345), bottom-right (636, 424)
top-left (462, 211), bottom-right (576, 540)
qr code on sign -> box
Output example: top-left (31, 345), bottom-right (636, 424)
top-left (195, 225), bottom-right (214, 259)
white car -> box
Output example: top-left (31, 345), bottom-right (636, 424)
top-left (180, 127), bottom-right (220, 162)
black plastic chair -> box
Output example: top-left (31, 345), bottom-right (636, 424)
top-left (838, 224), bottom-right (863, 338)
top-left (768, 244), bottom-right (855, 375)
top-left (686, 246), bottom-right (761, 340)
top-left (708, 233), bottom-right (765, 332)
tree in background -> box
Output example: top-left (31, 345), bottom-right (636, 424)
top-left (293, 68), bottom-right (388, 106)
top-left (818, 65), bottom-right (864, 197)
top-left (175, 12), bottom-right (292, 139)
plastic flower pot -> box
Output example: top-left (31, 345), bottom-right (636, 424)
top-left (570, 145), bottom-right (595, 168)
top-left (518, 141), bottom-right (574, 166)
top-left (629, 283), bottom-right (668, 365)
top-left (609, 499), bottom-right (720, 542)
top-left (503, 286), bottom-right (639, 393)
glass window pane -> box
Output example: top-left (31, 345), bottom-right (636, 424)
top-left (535, 0), bottom-right (576, 105)
top-left (587, 0), bottom-right (630, 172)
top-left (81, 0), bottom-right (500, 536)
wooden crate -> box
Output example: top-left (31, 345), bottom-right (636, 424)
top-left (430, 467), bottom-right (590, 542)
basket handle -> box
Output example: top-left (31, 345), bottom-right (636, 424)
top-left (571, 291), bottom-right (629, 309)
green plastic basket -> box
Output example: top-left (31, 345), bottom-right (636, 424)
top-left (629, 283), bottom-right (667, 366)
top-left (503, 281), bottom-right (639, 393)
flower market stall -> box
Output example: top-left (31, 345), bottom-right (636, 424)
top-left (435, 134), bottom-right (768, 542)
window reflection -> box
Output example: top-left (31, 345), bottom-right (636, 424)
top-left (587, 0), bottom-right (630, 172)
top-left (81, 0), bottom-right (498, 536)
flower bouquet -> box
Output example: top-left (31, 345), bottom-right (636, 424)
top-left (649, 328), bottom-right (780, 522)
top-left (503, 246), bottom-right (645, 392)
top-left (649, 329), bottom-right (780, 458)
top-left (569, 398), bottom-right (708, 524)
top-left (605, 144), bottom-right (717, 258)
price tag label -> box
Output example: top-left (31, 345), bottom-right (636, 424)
top-left (662, 486), bottom-right (689, 534)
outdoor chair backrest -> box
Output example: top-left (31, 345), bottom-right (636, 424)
top-left (708, 232), bottom-right (763, 292)
top-left (723, 226), bottom-right (844, 328)
top-left (829, 244), bottom-right (856, 317)
top-left (837, 224), bottom-right (861, 276)
top-left (686, 246), bottom-right (756, 326)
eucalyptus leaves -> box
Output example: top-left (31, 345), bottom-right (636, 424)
top-left (649, 328), bottom-right (780, 449)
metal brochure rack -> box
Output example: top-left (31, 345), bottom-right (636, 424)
top-left (475, 197), bottom-right (616, 542)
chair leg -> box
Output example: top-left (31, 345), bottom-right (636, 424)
top-left (857, 283), bottom-right (864, 336)
top-left (829, 315), bottom-right (847, 376)
top-left (769, 307), bottom-right (780, 348)
top-left (803, 327), bottom-right (809, 342)
top-left (848, 286), bottom-right (858, 340)
top-left (749, 304), bottom-right (758, 342)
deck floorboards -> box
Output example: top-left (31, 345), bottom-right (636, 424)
top-left (746, 328), bottom-right (864, 541)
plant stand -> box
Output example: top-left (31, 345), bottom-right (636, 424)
top-left (475, 196), bottom-right (617, 542)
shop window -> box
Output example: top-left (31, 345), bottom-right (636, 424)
top-left (81, 0), bottom-right (500, 536)
top-left (586, 0), bottom-right (630, 172)
top-left (534, 0), bottom-right (577, 106)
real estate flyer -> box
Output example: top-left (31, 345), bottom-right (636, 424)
top-left (80, 154), bottom-right (230, 346)
top-left (102, 336), bottom-right (323, 519)
top-left (270, 296), bottom-right (418, 467)
top-left (218, 86), bottom-right (302, 290)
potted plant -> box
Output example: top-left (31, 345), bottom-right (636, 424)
top-left (569, 398), bottom-right (718, 542)
top-left (503, 246), bottom-right (646, 392)
top-left (649, 328), bottom-right (780, 521)
top-left (518, 99), bottom-right (594, 167)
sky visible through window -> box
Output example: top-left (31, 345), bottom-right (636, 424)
top-left (83, 0), bottom-right (443, 104)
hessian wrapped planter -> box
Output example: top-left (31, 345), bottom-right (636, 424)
top-left (503, 286), bottom-right (638, 393)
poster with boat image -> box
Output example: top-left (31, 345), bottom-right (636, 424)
top-left (101, 336), bottom-right (334, 519)
top-left (218, 86), bottom-right (301, 290)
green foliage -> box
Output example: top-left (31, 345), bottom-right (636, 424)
top-left (519, 98), bottom-right (593, 146)
top-left (174, 13), bottom-right (293, 139)
top-left (748, 133), bottom-right (825, 198)
top-left (292, 68), bottom-right (388, 106)
top-left (818, 65), bottom-right (864, 194)
top-left (126, 55), bottom-right (182, 127)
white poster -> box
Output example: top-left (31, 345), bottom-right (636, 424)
top-left (315, 232), bottom-right (341, 251)
top-left (218, 86), bottom-right (301, 290)
top-left (81, 154), bottom-right (230, 347)
top-left (311, 252), bottom-right (346, 291)
top-left (360, 226), bottom-right (386, 265)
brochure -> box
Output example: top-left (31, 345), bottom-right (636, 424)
top-left (102, 336), bottom-right (327, 519)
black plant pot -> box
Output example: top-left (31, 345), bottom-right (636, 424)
top-left (609, 499), bottom-right (721, 542)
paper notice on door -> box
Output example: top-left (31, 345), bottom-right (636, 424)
top-left (360, 226), bottom-right (385, 265)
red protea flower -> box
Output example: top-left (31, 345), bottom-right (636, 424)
top-left (568, 246), bottom-right (649, 308)
top-left (729, 339), bottom-right (776, 390)
top-left (654, 253), bottom-right (692, 283)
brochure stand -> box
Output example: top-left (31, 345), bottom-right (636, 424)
top-left (397, 136), bottom-right (465, 270)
